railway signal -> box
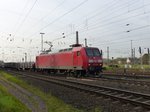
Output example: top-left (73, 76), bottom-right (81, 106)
top-left (139, 47), bottom-right (141, 54)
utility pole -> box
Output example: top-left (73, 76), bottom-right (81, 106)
top-left (107, 46), bottom-right (109, 65)
top-left (139, 47), bottom-right (143, 68)
top-left (147, 48), bottom-right (150, 65)
top-left (133, 48), bottom-right (135, 64)
top-left (25, 53), bottom-right (27, 62)
top-left (40, 33), bottom-right (45, 53)
top-left (131, 40), bottom-right (133, 64)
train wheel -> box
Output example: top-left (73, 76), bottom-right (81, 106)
top-left (95, 72), bottom-right (102, 78)
top-left (81, 70), bottom-right (86, 77)
top-left (75, 70), bottom-right (82, 78)
top-left (67, 70), bottom-right (74, 77)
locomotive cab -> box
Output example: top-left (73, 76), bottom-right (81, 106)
top-left (85, 47), bottom-right (103, 74)
top-left (72, 47), bottom-right (103, 76)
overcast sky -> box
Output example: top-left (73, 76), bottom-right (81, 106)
top-left (0, 0), bottom-right (150, 62)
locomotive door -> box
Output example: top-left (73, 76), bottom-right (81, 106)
top-left (73, 51), bottom-right (80, 68)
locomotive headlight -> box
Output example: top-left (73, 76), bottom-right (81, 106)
top-left (98, 60), bottom-right (102, 63)
top-left (89, 59), bottom-right (94, 63)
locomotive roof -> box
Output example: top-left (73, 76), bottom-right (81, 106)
top-left (59, 48), bottom-right (73, 52)
top-left (59, 47), bottom-right (99, 52)
top-left (37, 46), bottom-right (99, 57)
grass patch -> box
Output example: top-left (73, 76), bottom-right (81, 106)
top-left (103, 64), bottom-right (150, 73)
top-left (0, 84), bottom-right (31, 112)
top-left (0, 71), bottom-right (99, 112)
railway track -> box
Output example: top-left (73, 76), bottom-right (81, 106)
top-left (8, 71), bottom-right (150, 110)
top-left (5, 69), bottom-right (150, 91)
top-left (64, 76), bottom-right (150, 90)
top-left (102, 73), bottom-right (150, 80)
top-left (92, 77), bottom-right (150, 87)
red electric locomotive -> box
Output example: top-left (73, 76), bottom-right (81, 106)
top-left (35, 32), bottom-right (103, 77)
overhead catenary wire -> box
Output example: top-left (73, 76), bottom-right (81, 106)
top-left (72, 2), bottom-right (150, 36)
top-left (24, 0), bottom-right (142, 41)
top-left (45, 0), bottom-right (136, 37)
top-left (44, 0), bottom-right (147, 42)
top-left (82, 2), bottom-right (150, 30)
top-left (28, 0), bottom-right (88, 38)
top-left (43, 0), bottom-right (120, 36)
top-left (93, 31), bottom-right (150, 46)
top-left (12, 0), bottom-right (30, 35)
top-left (3, 0), bottom-right (150, 60)
top-left (63, 23), bottom-right (150, 49)
top-left (9, 0), bottom-right (89, 49)
top-left (59, 10), bottom-right (150, 42)
top-left (84, 24), bottom-right (150, 45)
top-left (93, 34), bottom-right (150, 47)
top-left (13, 0), bottom-right (38, 38)
top-left (45, 0), bottom-right (138, 36)
top-left (23, 0), bottom-right (67, 33)
top-left (63, 6), bottom-right (150, 43)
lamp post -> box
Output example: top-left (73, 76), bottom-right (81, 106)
top-left (131, 40), bottom-right (133, 64)
top-left (126, 24), bottom-right (133, 64)
top-left (40, 33), bottom-right (45, 53)
top-left (148, 48), bottom-right (150, 65)
top-left (139, 47), bottom-right (143, 69)
top-left (107, 46), bottom-right (109, 65)
top-left (24, 53), bottom-right (27, 62)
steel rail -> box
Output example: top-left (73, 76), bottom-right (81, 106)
top-left (102, 73), bottom-right (150, 79)
top-left (11, 71), bottom-right (150, 110)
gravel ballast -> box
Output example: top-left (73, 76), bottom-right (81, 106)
top-left (21, 76), bottom-right (147, 112)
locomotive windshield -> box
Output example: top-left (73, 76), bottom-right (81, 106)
top-left (85, 48), bottom-right (101, 57)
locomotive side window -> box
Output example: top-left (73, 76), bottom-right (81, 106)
top-left (77, 51), bottom-right (80, 56)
